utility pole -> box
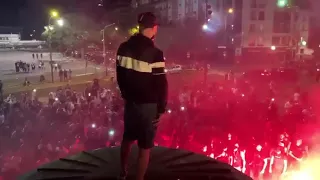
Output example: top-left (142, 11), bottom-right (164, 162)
top-left (102, 23), bottom-right (116, 76)
top-left (48, 17), bottom-right (54, 83)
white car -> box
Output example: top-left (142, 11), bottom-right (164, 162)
top-left (165, 65), bottom-right (182, 73)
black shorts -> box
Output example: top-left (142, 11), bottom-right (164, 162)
top-left (123, 102), bottom-right (158, 149)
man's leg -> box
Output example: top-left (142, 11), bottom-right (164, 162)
top-left (136, 148), bottom-right (151, 180)
top-left (136, 103), bottom-right (158, 180)
top-left (120, 139), bottom-right (134, 177)
top-left (120, 102), bottom-right (138, 179)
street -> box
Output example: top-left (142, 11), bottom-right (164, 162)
top-left (0, 50), bottom-right (105, 90)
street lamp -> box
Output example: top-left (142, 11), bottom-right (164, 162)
top-left (48, 10), bottom-right (60, 83)
top-left (101, 23), bottom-right (116, 75)
top-left (224, 8), bottom-right (234, 45)
top-left (115, 27), bottom-right (119, 31)
top-left (50, 10), bottom-right (58, 18)
top-left (202, 24), bottom-right (208, 30)
top-left (57, 19), bottom-right (64, 27)
top-left (277, 0), bottom-right (288, 8)
top-left (271, 45), bottom-right (276, 50)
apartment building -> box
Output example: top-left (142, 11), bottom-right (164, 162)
top-left (241, 0), bottom-right (310, 51)
top-left (132, 0), bottom-right (203, 24)
top-left (132, 0), bottom-right (239, 24)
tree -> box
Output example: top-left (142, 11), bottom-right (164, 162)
top-left (41, 13), bottom-right (102, 51)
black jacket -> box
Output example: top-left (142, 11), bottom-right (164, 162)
top-left (116, 34), bottom-right (168, 113)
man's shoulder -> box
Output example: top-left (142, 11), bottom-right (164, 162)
top-left (117, 41), bottom-right (129, 53)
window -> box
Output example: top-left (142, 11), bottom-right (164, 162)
top-left (302, 16), bottom-right (307, 22)
top-left (248, 37), bottom-right (256, 46)
top-left (258, 3), bottom-right (266, 8)
top-left (258, 11), bottom-right (265, 20)
top-left (251, 0), bottom-right (257, 8)
top-left (249, 24), bottom-right (256, 32)
top-left (291, 39), bottom-right (298, 46)
top-left (302, 24), bottom-right (308, 31)
top-left (257, 36), bottom-right (264, 46)
top-left (281, 36), bottom-right (289, 46)
top-left (294, 13), bottom-right (299, 22)
top-left (272, 36), bottom-right (281, 46)
top-left (250, 11), bottom-right (257, 20)
top-left (292, 23), bottom-right (297, 32)
top-left (259, 24), bottom-right (264, 32)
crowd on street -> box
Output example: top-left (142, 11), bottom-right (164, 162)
top-left (0, 64), bottom-right (318, 180)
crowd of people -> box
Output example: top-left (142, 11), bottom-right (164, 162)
top-left (156, 74), bottom-right (315, 180)
top-left (13, 53), bottom-right (46, 73)
top-left (0, 79), bottom-right (123, 179)
top-left (14, 61), bottom-right (36, 73)
top-left (0, 68), bottom-right (317, 180)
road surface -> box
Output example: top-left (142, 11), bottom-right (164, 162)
top-left (0, 50), bottom-right (105, 88)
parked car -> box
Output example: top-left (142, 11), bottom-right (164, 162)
top-left (165, 65), bottom-right (182, 73)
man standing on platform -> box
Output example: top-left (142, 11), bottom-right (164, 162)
top-left (116, 12), bottom-right (168, 180)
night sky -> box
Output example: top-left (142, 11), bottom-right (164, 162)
top-left (0, 0), bottom-right (90, 39)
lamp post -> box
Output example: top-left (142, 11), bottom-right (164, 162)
top-left (224, 8), bottom-right (234, 45)
top-left (101, 23), bottom-right (116, 75)
top-left (48, 10), bottom-right (61, 83)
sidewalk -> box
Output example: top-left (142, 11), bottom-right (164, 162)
top-left (3, 72), bottom-right (107, 95)
top-left (1, 62), bottom-right (104, 89)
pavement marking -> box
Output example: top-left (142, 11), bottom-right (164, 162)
top-left (76, 73), bottom-right (94, 77)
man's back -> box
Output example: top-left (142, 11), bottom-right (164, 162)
top-left (116, 33), bottom-right (167, 105)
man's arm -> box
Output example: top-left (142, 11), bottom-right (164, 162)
top-left (116, 43), bottom-right (127, 98)
top-left (153, 50), bottom-right (168, 115)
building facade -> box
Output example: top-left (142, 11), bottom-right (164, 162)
top-left (132, 0), bottom-right (310, 47)
top-left (133, 0), bottom-right (238, 24)
top-left (241, 0), bottom-right (310, 50)
top-left (0, 34), bottom-right (20, 42)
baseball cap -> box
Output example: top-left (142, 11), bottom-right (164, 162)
top-left (138, 12), bottom-right (159, 28)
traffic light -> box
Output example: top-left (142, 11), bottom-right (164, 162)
top-left (205, 0), bottom-right (212, 20)
top-left (207, 4), bottom-right (212, 16)
top-left (277, 0), bottom-right (288, 7)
